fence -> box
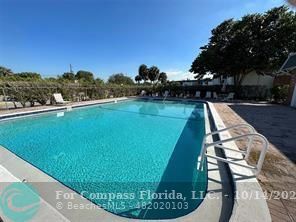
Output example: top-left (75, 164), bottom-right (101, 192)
top-left (0, 82), bottom-right (152, 110)
top-left (0, 81), bottom-right (272, 110)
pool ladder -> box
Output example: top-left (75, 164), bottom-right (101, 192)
top-left (197, 124), bottom-right (268, 176)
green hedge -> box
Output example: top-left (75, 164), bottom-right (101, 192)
top-left (0, 81), bottom-right (272, 108)
top-left (0, 81), bottom-right (152, 107)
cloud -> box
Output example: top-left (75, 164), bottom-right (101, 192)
top-left (165, 70), bottom-right (195, 81)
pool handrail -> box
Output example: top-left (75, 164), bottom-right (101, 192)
top-left (198, 124), bottom-right (268, 176)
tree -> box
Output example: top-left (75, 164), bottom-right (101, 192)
top-left (107, 73), bottom-right (134, 85)
top-left (0, 66), bottom-right (13, 77)
top-left (75, 70), bottom-right (94, 82)
top-left (158, 72), bottom-right (167, 84)
top-left (62, 72), bottom-right (75, 81)
top-left (148, 66), bottom-right (160, 83)
top-left (135, 75), bottom-right (142, 84)
top-left (190, 6), bottom-right (296, 93)
top-left (95, 77), bottom-right (104, 85)
top-left (138, 64), bottom-right (149, 82)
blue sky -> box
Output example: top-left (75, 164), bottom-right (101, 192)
top-left (0, 0), bottom-right (285, 80)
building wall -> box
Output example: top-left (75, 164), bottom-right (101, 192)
top-left (182, 81), bottom-right (198, 86)
top-left (241, 71), bottom-right (274, 88)
top-left (207, 76), bottom-right (233, 85)
top-left (207, 71), bottom-right (273, 87)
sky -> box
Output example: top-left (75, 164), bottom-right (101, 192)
top-left (0, 0), bottom-right (286, 81)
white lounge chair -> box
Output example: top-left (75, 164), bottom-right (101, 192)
top-left (195, 91), bottom-right (201, 98)
top-left (223, 92), bottom-right (235, 101)
top-left (185, 92), bottom-right (190, 98)
top-left (140, 90), bottom-right (146, 96)
top-left (205, 91), bottom-right (212, 99)
top-left (53, 93), bottom-right (70, 105)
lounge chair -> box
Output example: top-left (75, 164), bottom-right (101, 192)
top-left (205, 91), bottom-right (212, 99)
top-left (53, 93), bottom-right (70, 105)
top-left (223, 92), bottom-right (235, 101)
top-left (185, 92), bottom-right (190, 98)
top-left (140, 90), bottom-right (146, 96)
top-left (195, 91), bottom-right (201, 98)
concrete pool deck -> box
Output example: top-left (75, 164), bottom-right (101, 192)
top-left (0, 97), bottom-right (270, 221)
top-left (214, 102), bottom-right (296, 222)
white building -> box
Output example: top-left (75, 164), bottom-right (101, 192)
top-left (204, 71), bottom-right (274, 88)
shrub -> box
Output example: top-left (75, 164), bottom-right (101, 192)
top-left (271, 85), bottom-right (289, 103)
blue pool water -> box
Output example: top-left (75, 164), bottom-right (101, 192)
top-left (0, 99), bottom-right (207, 219)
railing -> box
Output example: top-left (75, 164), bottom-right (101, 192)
top-left (162, 91), bottom-right (169, 102)
top-left (197, 124), bottom-right (268, 176)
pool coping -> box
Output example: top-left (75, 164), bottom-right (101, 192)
top-left (206, 102), bottom-right (271, 222)
top-left (0, 97), bottom-right (269, 221)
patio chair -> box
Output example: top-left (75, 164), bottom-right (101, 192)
top-left (223, 92), bottom-right (235, 101)
top-left (205, 91), bottom-right (212, 99)
top-left (164, 90), bottom-right (169, 97)
top-left (140, 90), bottom-right (146, 96)
top-left (185, 92), bottom-right (190, 98)
top-left (195, 91), bottom-right (201, 98)
top-left (53, 93), bottom-right (70, 105)
top-left (213, 92), bottom-right (218, 99)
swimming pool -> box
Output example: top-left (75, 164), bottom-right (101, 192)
top-left (0, 99), bottom-right (207, 219)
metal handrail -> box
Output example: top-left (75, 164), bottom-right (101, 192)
top-left (162, 91), bottom-right (169, 102)
top-left (198, 124), bottom-right (268, 176)
top-left (202, 123), bottom-right (255, 159)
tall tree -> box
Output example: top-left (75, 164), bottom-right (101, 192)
top-left (148, 66), bottom-right (160, 84)
top-left (135, 75), bottom-right (142, 84)
top-left (138, 64), bottom-right (149, 82)
top-left (158, 72), bottom-right (168, 84)
top-left (190, 6), bottom-right (296, 93)
top-left (107, 73), bottom-right (134, 85)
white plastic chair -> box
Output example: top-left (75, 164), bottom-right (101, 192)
top-left (140, 90), bottom-right (146, 96)
top-left (184, 92), bottom-right (190, 98)
top-left (205, 91), bottom-right (212, 99)
top-left (195, 91), bottom-right (201, 98)
top-left (224, 92), bottom-right (235, 101)
top-left (53, 93), bottom-right (70, 104)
